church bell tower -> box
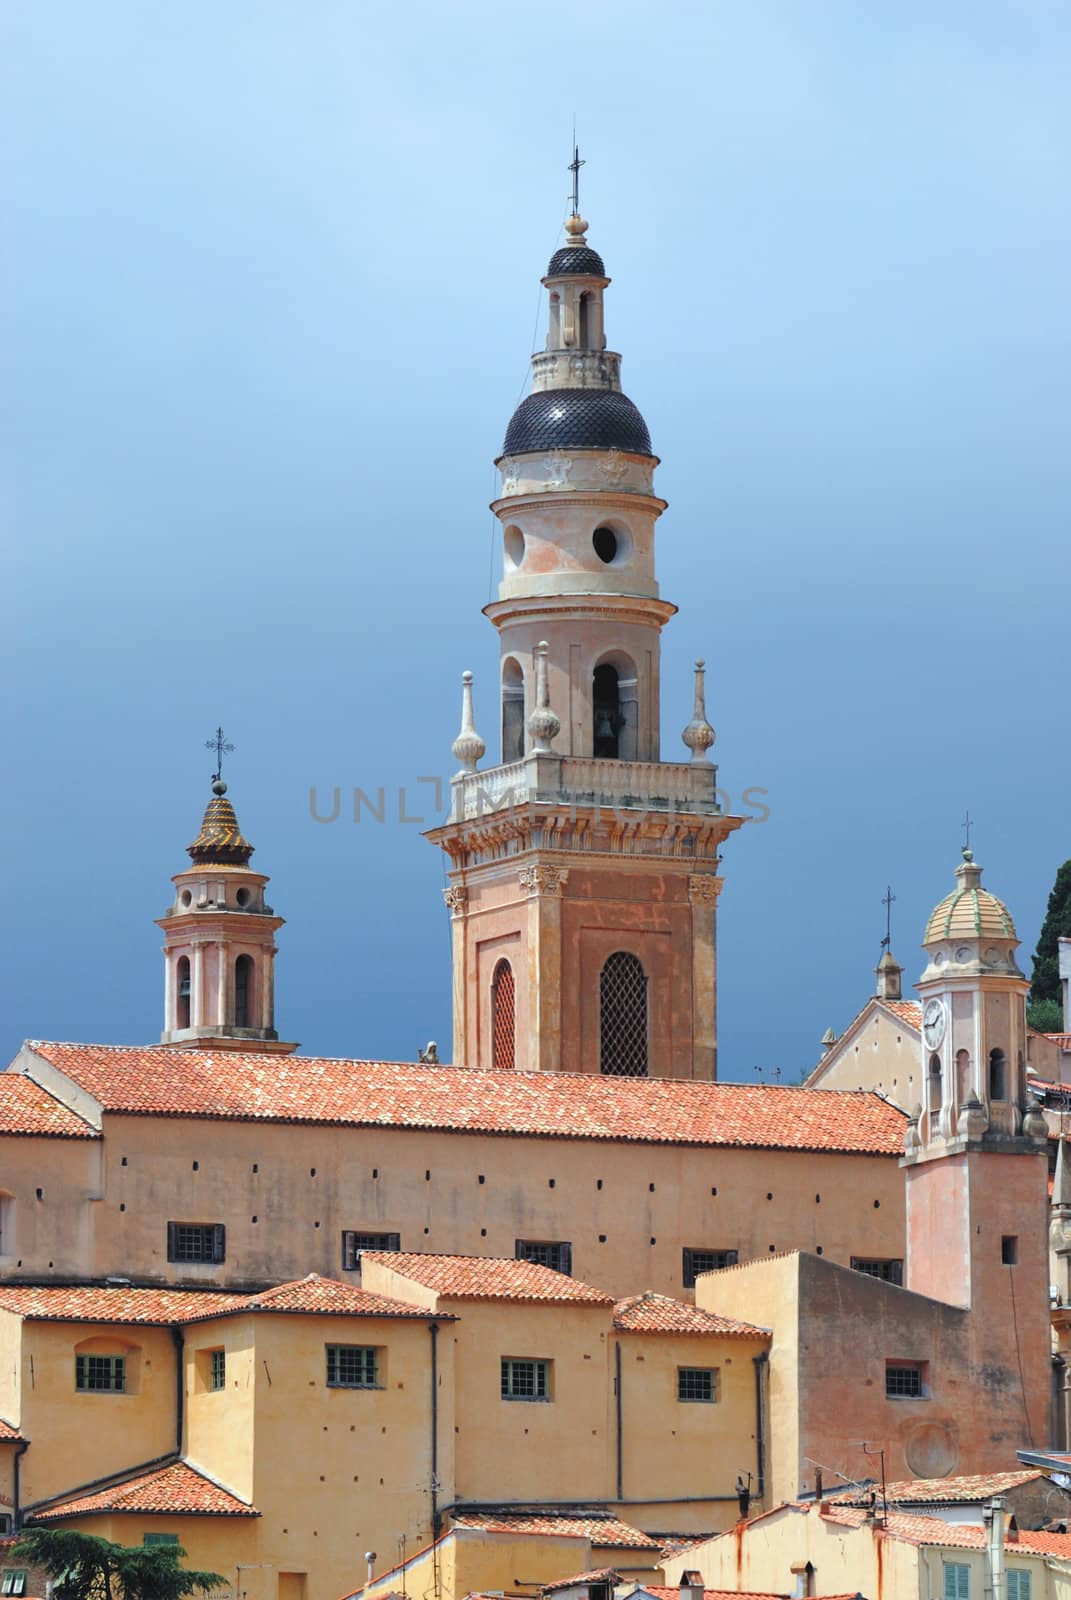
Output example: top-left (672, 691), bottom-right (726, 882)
top-left (428, 187), bottom-right (744, 1079)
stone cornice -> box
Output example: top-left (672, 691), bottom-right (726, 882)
top-left (483, 594), bottom-right (678, 629)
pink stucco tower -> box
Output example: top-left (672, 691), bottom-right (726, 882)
top-left (428, 205), bottom-right (744, 1079)
top-left (157, 778), bottom-right (297, 1054)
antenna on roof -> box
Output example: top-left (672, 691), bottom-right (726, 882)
top-left (858, 1442), bottom-right (888, 1526)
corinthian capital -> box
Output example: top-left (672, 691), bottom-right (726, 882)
top-left (519, 864), bottom-right (569, 897)
top-left (443, 886), bottom-right (468, 916)
top-left (688, 874), bottom-right (723, 906)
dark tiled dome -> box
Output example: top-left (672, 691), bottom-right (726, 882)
top-left (546, 244), bottom-right (606, 277)
top-left (503, 389), bottom-right (653, 457)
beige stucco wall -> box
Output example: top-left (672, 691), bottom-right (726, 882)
top-left (0, 1310), bottom-right (22, 1431)
top-left (362, 1527), bottom-right (597, 1600)
top-left (184, 1313), bottom-right (257, 1502)
top-left (807, 1003), bottom-right (920, 1105)
top-left (0, 1137), bottom-right (100, 1278)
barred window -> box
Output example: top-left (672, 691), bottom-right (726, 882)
top-left (1, 1573), bottom-right (27, 1596)
top-left (75, 1354), bottom-right (125, 1393)
top-left (326, 1345), bottom-right (378, 1388)
top-left (143, 1535), bottom-right (180, 1549)
top-left (210, 1349), bottom-right (226, 1391)
top-left (600, 951), bottom-right (648, 1076)
top-left (515, 1240), bottom-right (572, 1275)
top-left (682, 1247), bottom-right (738, 1288)
top-left (851, 1257), bottom-right (904, 1285)
top-left (943, 1563), bottom-right (969, 1600)
top-left (492, 960), bottom-right (516, 1070)
top-left (341, 1230), bottom-right (401, 1271)
top-left (167, 1222), bottom-right (225, 1264)
top-left (886, 1362), bottom-right (925, 1398)
top-left (501, 1357), bottom-right (551, 1401)
top-left (677, 1367), bottom-right (719, 1403)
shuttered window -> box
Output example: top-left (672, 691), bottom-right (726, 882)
top-left (1007, 1572), bottom-right (1031, 1600)
top-left (943, 1563), bottom-right (970, 1600)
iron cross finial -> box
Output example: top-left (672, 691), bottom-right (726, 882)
top-left (881, 885), bottom-right (896, 951)
top-left (568, 137), bottom-right (585, 216)
top-left (205, 725), bottom-right (235, 782)
top-left (962, 809), bottom-right (973, 852)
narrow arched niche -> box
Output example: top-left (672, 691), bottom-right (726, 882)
top-left (501, 658), bottom-right (525, 763)
top-left (592, 652), bottom-right (639, 761)
top-left (235, 954), bottom-right (255, 1029)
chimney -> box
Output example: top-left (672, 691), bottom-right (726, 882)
top-left (814, 1469), bottom-right (823, 1503)
top-left (364, 1552), bottom-right (377, 1587)
top-left (983, 1498), bottom-right (1006, 1600)
top-left (678, 1571), bottom-right (705, 1600)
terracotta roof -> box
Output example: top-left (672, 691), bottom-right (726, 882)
top-left (612, 1291), bottom-right (769, 1339)
top-left (20, 1045), bottom-right (907, 1154)
top-left (542, 1570), bottom-right (622, 1592)
top-left (1047, 1035), bottom-right (1071, 1050)
top-left (882, 1001), bottom-right (921, 1029)
top-left (0, 1075), bottom-right (98, 1139)
top-left (363, 1252), bottom-right (613, 1304)
top-left (822, 1504), bottom-right (1071, 1555)
top-left (0, 1274), bottom-right (435, 1326)
top-left (832, 1469), bottom-right (1041, 1505)
top-left (0, 1418), bottom-right (23, 1442)
top-left (30, 1460), bottom-right (258, 1521)
top-left (449, 1512), bottom-right (661, 1549)
top-left (639, 1589), bottom-right (796, 1600)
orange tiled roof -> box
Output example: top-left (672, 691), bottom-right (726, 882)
top-left (822, 1504), bottom-right (1071, 1555)
top-left (0, 1274), bottom-right (436, 1326)
top-left (542, 1570), bottom-right (622, 1591)
top-left (882, 1001), bottom-right (921, 1029)
top-left (0, 1418), bottom-right (23, 1442)
top-left (449, 1511), bottom-right (661, 1549)
top-left (612, 1291), bottom-right (769, 1339)
top-left (30, 1460), bottom-right (258, 1521)
top-left (363, 1252), bottom-right (613, 1304)
top-left (832, 1469), bottom-right (1041, 1505)
top-left (1047, 1034), bottom-right (1071, 1050)
top-left (0, 1075), bottom-right (98, 1139)
top-left (640, 1589), bottom-right (796, 1600)
top-left (21, 1044), bottom-right (907, 1155)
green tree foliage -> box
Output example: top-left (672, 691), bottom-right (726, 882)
top-left (1030, 859), bottom-right (1071, 1018)
top-left (12, 1529), bottom-right (224, 1600)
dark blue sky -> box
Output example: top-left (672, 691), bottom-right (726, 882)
top-left (6, 2), bottom-right (1068, 1078)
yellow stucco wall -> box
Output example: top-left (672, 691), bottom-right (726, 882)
top-left (0, 1310), bottom-right (23, 1429)
top-left (50, 1513), bottom-right (257, 1600)
top-left (362, 1527), bottom-right (595, 1600)
top-left (0, 1138), bottom-right (100, 1279)
top-left (184, 1314), bottom-right (257, 1502)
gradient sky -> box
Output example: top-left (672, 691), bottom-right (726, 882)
top-left (5, 1), bottom-right (1069, 1079)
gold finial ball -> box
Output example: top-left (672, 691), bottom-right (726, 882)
top-left (565, 213), bottom-right (588, 238)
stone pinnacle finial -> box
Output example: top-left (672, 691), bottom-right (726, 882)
top-left (527, 642), bottom-right (561, 753)
top-left (681, 659), bottom-right (716, 765)
top-left (451, 671), bottom-right (486, 773)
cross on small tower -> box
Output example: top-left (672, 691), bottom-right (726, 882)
top-left (568, 140), bottom-right (585, 216)
top-left (205, 725), bottom-right (235, 783)
top-left (962, 809), bottom-right (973, 853)
top-left (881, 885), bottom-right (896, 952)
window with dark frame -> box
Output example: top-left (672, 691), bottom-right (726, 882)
top-left (326, 1345), bottom-right (378, 1388)
top-left (75, 1354), bottom-right (126, 1393)
top-left (851, 1257), bottom-right (904, 1285)
top-left (501, 1357), bottom-right (551, 1401)
top-left (515, 1240), bottom-right (572, 1275)
top-left (1, 1572), bottom-right (27, 1596)
top-left (341, 1231), bottom-right (401, 1270)
top-left (210, 1349), bottom-right (226, 1391)
top-left (677, 1367), bottom-right (718, 1403)
top-left (886, 1362), bottom-right (925, 1398)
top-left (682, 1247), bottom-right (738, 1288)
top-left (143, 1535), bottom-right (180, 1549)
top-left (1002, 1235), bottom-right (1019, 1266)
top-left (167, 1222), bottom-right (225, 1264)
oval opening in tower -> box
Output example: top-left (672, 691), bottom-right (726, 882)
top-left (235, 887), bottom-right (251, 908)
top-left (504, 526), bottom-right (525, 571)
top-left (593, 527), bottom-right (618, 564)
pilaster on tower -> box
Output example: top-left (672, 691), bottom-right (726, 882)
top-left (427, 199), bottom-right (744, 1080)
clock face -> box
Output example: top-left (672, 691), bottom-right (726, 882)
top-left (923, 999), bottom-right (946, 1050)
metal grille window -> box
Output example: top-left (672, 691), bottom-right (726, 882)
top-left (492, 960), bottom-right (516, 1071)
top-left (1, 1573), bottom-right (27, 1596)
top-left (210, 1349), bottom-right (226, 1391)
top-left (515, 1240), bottom-right (572, 1275)
top-left (326, 1345), bottom-right (378, 1388)
top-left (143, 1536), bottom-right (180, 1549)
top-left (599, 951), bottom-right (648, 1076)
top-left (167, 1222), bottom-right (226, 1264)
top-left (501, 1357), bottom-right (551, 1401)
top-left (1006, 1572), bottom-right (1031, 1600)
top-left (341, 1231), bottom-right (401, 1271)
top-left (682, 1247), bottom-right (738, 1288)
top-left (677, 1367), bottom-right (718, 1403)
top-left (886, 1362), bottom-right (925, 1398)
top-left (943, 1563), bottom-right (970, 1600)
top-left (851, 1257), bottom-right (904, 1285)
top-left (75, 1354), bottom-right (126, 1393)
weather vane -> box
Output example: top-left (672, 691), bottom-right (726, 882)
top-left (568, 137), bottom-right (585, 216)
top-left (205, 725), bottom-right (235, 782)
top-left (881, 885), bottom-right (896, 952)
top-left (962, 809), bottom-right (973, 853)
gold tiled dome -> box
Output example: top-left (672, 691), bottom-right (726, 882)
top-left (923, 852), bottom-right (1016, 944)
top-left (187, 781), bottom-right (254, 867)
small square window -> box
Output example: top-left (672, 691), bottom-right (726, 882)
top-left (326, 1345), bottom-right (378, 1388)
top-left (851, 1257), bottom-right (904, 1286)
top-left (210, 1349), bottom-right (226, 1391)
top-left (515, 1240), bottom-right (572, 1275)
top-left (1, 1572), bottom-right (27, 1597)
top-left (167, 1222), bottom-right (225, 1264)
top-left (501, 1357), bottom-right (551, 1401)
top-left (886, 1361), bottom-right (926, 1399)
top-left (682, 1247), bottom-right (738, 1288)
top-left (75, 1354), bottom-right (126, 1393)
top-left (1002, 1235), bottom-right (1019, 1266)
top-left (677, 1367), bottom-right (719, 1403)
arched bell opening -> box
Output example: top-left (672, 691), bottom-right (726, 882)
top-left (502, 657), bottom-right (525, 764)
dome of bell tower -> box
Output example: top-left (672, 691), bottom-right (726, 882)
top-left (923, 850), bottom-right (1017, 945)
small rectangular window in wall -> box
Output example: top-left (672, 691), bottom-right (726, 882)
top-left (143, 1535), bottom-right (180, 1549)
top-left (501, 1357), bottom-right (551, 1401)
top-left (851, 1257), bottom-right (904, 1285)
top-left (326, 1345), bottom-right (379, 1388)
top-left (677, 1367), bottom-right (719, 1403)
top-left (0, 1519), bottom-right (11, 1538)
top-left (210, 1349), bottom-right (226, 1391)
top-left (341, 1231), bottom-right (401, 1271)
top-left (943, 1562), bottom-right (970, 1600)
top-left (167, 1222), bottom-right (226, 1264)
top-left (1, 1572), bottom-right (27, 1596)
top-left (1002, 1235), bottom-right (1019, 1265)
top-left (886, 1361), bottom-right (926, 1399)
top-left (75, 1354), bottom-right (125, 1393)
top-left (682, 1247), bottom-right (738, 1288)
top-left (515, 1240), bottom-right (572, 1275)
top-left (1006, 1572), bottom-right (1031, 1600)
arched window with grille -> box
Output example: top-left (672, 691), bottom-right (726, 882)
top-left (235, 955), bottom-right (254, 1029)
top-left (492, 959), bottom-right (515, 1071)
top-left (176, 956), bottom-right (191, 1030)
top-left (600, 951), bottom-right (648, 1077)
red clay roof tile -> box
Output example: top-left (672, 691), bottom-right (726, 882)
top-left (30, 1460), bottom-right (257, 1521)
top-left (0, 1418), bottom-right (23, 1442)
top-left (882, 1001), bottom-right (921, 1029)
top-left (0, 1274), bottom-right (435, 1326)
top-left (822, 1505), bottom-right (1071, 1555)
top-left (613, 1291), bottom-right (769, 1338)
top-left (363, 1252), bottom-right (613, 1304)
top-left (0, 1075), bottom-right (98, 1139)
top-left (832, 1469), bottom-right (1041, 1505)
top-left (21, 1044), bottom-right (907, 1155)
top-left (449, 1512), bottom-right (660, 1549)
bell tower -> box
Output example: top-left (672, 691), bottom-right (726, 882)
top-left (157, 777), bottom-right (297, 1054)
top-left (428, 189), bottom-right (744, 1080)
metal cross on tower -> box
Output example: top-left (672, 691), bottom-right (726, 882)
top-left (962, 809), bottom-right (973, 852)
top-left (568, 140), bottom-right (585, 216)
top-left (881, 885), bottom-right (896, 951)
top-left (205, 725), bottom-right (235, 782)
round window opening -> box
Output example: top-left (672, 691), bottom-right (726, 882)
top-left (180, 889), bottom-right (193, 908)
top-left (503, 526), bottom-right (525, 570)
top-left (236, 887), bottom-right (251, 908)
top-left (593, 527), bottom-right (618, 564)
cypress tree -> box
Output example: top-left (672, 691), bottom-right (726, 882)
top-left (1029, 859), bottom-right (1071, 1025)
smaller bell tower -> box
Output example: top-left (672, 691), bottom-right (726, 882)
top-left (157, 777), bottom-right (297, 1054)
